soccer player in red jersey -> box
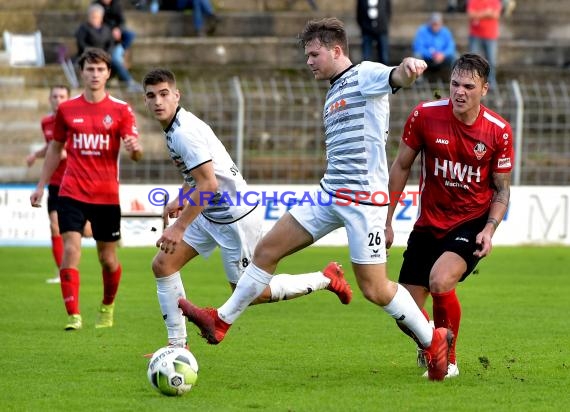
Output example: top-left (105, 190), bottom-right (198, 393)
top-left (26, 85), bottom-right (93, 284)
top-left (386, 53), bottom-right (513, 378)
top-left (30, 48), bottom-right (143, 330)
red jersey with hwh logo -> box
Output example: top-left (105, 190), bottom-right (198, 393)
top-left (41, 113), bottom-right (66, 186)
top-left (53, 93), bottom-right (138, 205)
top-left (402, 99), bottom-right (513, 237)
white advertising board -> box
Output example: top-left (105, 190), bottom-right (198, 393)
top-left (1, 184), bottom-right (568, 247)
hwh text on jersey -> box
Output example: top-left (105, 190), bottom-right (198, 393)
top-left (73, 133), bottom-right (110, 151)
top-left (434, 158), bottom-right (481, 183)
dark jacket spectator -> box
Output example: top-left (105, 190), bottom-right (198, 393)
top-left (93, 0), bottom-right (136, 49)
top-left (75, 3), bottom-right (142, 91)
top-left (75, 6), bottom-right (114, 56)
top-left (356, 0), bottom-right (392, 63)
top-left (357, 0), bottom-right (391, 36)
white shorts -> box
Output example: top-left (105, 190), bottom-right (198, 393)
top-left (182, 206), bottom-right (263, 284)
top-left (288, 190), bottom-right (387, 264)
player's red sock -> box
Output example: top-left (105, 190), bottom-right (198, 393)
top-left (432, 289), bottom-right (461, 364)
top-left (60, 268), bottom-right (80, 315)
top-left (102, 264), bottom-right (122, 305)
top-left (51, 235), bottom-right (63, 268)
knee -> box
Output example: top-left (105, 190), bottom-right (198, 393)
top-left (360, 285), bottom-right (389, 306)
top-left (50, 222), bottom-right (60, 235)
top-left (360, 287), bottom-right (379, 304)
top-left (64, 240), bottom-right (80, 257)
top-left (360, 279), bottom-right (396, 306)
top-left (98, 251), bottom-right (118, 271)
top-left (428, 271), bottom-right (456, 293)
top-left (251, 241), bottom-right (280, 269)
top-left (151, 254), bottom-right (167, 276)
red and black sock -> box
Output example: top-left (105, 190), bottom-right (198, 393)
top-left (102, 264), bottom-right (122, 305)
top-left (60, 268), bottom-right (80, 315)
top-left (432, 289), bottom-right (461, 364)
top-left (51, 235), bottom-right (63, 268)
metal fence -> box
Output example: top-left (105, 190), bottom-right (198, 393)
top-left (121, 75), bottom-right (570, 186)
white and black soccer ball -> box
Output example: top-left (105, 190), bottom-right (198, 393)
top-left (147, 346), bottom-right (199, 396)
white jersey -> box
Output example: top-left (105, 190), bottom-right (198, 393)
top-left (164, 107), bottom-right (255, 223)
top-left (320, 61), bottom-right (396, 204)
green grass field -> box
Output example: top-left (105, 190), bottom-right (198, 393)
top-left (1, 246), bottom-right (568, 411)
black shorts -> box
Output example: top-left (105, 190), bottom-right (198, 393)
top-left (47, 184), bottom-right (60, 213)
top-left (398, 215), bottom-right (487, 290)
top-left (58, 196), bottom-right (121, 242)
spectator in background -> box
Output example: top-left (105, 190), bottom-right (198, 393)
top-left (467, 0), bottom-right (502, 90)
top-left (412, 12), bottom-right (457, 80)
top-left (176, 0), bottom-right (220, 36)
top-left (356, 0), bottom-right (391, 64)
top-left (75, 3), bottom-right (143, 92)
top-left (93, 0), bottom-right (136, 55)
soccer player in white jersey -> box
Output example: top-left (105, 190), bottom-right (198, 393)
top-left (386, 53), bottom-right (513, 378)
top-left (178, 18), bottom-right (453, 381)
top-left (142, 68), bottom-right (352, 353)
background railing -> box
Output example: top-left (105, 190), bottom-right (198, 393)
top-left (122, 76), bottom-right (570, 186)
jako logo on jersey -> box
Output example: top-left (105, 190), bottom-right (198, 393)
top-left (72, 118), bottom-right (84, 123)
top-left (435, 138), bottom-right (449, 144)
top-left (102, 114), bottom-right (113, 129)
top-left (498, 157), bottom-right (512, 168)
top-left (434, 158), bottom-right (481, 183)
top-left (474, 142), bottom-right (487, 160)
top-left (72, 133), bottom-right (110, 150)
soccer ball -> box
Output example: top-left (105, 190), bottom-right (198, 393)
top-left (147, 346), bottom-right (199, 396)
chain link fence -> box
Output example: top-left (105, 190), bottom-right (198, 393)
top-left (121, 76), bottom-right (570, 186)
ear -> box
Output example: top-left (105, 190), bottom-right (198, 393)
top-left (333, 44), bottom-right (343, 60)
top-left (481, 81), bottom-right (489, 97)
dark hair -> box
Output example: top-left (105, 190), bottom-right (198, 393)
top-left (142, 68), bottom-right (176, 88)
top-left (299, 17), bottom-right (349, 55)
top-left (451, 53), bottom-right (490, 83)
top-left (77, 47), bottom-right (111, 70)
top-left (50, 84), bottom-right (70, 95)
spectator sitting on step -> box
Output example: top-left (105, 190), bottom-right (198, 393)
top-left (176, 0), bottom-right (220, 36)
top-left (75, 3), bottom-right (143, 92)
top-left (93, 0), bottom-right (136, 53)
top-left (412, 12), bottom-right (457, 80)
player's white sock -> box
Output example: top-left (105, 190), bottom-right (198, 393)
top-left (382, 283), bottom-right (433, 348)
top-left (269, 272), bottom-right (328, 301)
top-left (218, 263), bottom-right (272, 324)
top-left (156, 272), bottom-right (187, 346)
